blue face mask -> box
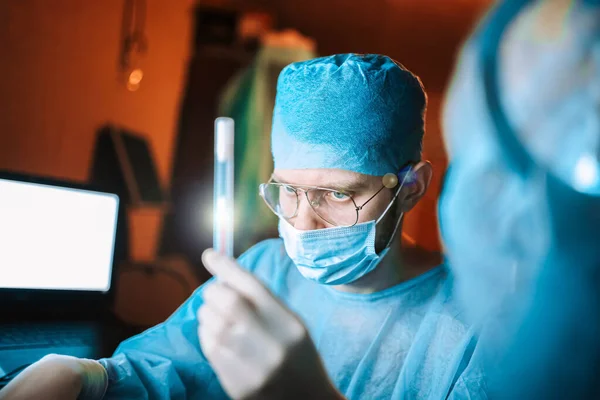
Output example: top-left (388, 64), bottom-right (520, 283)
top-left (278, 219), bottom-right (391, 285)
top-left (278, 171), bottom-right (410, 286)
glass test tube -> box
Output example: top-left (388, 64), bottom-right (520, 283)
top-left (213, 117), bottom-right (234, 257)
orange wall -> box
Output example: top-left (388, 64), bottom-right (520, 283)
top-left (0, 0), bottom-right (191, 184)
top-left (0, 0), bottom-right (194, 325)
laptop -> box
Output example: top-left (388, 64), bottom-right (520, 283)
top-left (0, 171), bottom-right (124, 380)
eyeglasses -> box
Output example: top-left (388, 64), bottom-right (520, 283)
top-left (258, 168), bottom-right (411, 227)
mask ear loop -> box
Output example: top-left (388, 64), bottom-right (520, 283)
top-left (376, 166), bottom-right (414, 251)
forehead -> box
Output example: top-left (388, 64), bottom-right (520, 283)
top-left (273, 168), bottom-right (380, 191)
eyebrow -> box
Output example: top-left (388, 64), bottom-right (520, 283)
top-left (271, 174), bottom-right (370, 193)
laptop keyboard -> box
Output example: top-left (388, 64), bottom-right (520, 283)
top-left (0, 324), bottom-right (97, 350)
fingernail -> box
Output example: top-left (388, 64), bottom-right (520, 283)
top-left (201, 248), bottom-right (215, 265)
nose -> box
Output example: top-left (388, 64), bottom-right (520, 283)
top-left (292, 191), bottom-right (328, 230)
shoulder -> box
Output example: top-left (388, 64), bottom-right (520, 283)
top-left (237, 239), bottom-right (293, 283)
top-left (238, 239), bottom-right (286, 269)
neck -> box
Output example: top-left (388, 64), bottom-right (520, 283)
top-left (331, 232), bottom-right (441, 294)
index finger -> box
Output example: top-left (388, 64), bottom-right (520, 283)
top-left (201, 248), bottom-right (272, 305)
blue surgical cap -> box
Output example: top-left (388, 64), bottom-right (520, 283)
top-left (271, 53), bottom-right (426, 176)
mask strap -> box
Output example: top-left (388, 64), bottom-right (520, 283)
top-left (381, 208), bottom-right (405, 252)
top-left (375, 166), bottom-right (413, 225)
top-left (375, 167), bottom-right (413, 252)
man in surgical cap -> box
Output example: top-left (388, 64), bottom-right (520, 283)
top-left (0, 54), bottom-right (485, 399)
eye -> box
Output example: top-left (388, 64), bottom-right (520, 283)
top-left (282, 185), bottom-right (296, 195)
top-left (329, 191), bottom-right (350, 202)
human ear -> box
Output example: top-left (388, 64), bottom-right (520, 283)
top-left (398, 161), bottom-right (433, 213)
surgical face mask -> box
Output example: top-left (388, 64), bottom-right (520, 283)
top-left (278, 170), bottom-right (411, 285)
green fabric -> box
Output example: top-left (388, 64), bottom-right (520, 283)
top-left (218, 45), bottom-right (317, 253)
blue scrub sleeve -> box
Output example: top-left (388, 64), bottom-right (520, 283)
top-left (98, 247), bottom-right (262, 399)
top-left (99, 281), bottom-right (226, 399)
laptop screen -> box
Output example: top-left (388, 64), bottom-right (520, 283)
top-left (0, 178), bottom-right (119, 292)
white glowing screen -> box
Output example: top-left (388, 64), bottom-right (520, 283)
top-left (0, 179), bottom-right (119, 292)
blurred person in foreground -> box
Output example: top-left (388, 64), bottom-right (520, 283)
top-left (0, 54), bottom-right (486, 399)
top-left (440, 0), bottom-right (600, 397)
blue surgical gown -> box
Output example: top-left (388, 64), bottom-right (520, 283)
top-left (101, 239), bottom-right (486, 399)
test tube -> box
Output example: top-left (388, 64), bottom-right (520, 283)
top-left (213, 117), bottom-right (234, 257)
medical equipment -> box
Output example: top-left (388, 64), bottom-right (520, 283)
top-left (213, 117), bottom-right (235, 257)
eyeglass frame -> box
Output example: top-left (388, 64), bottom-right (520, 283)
top-left (258, 165), bottom-right (413, 227)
